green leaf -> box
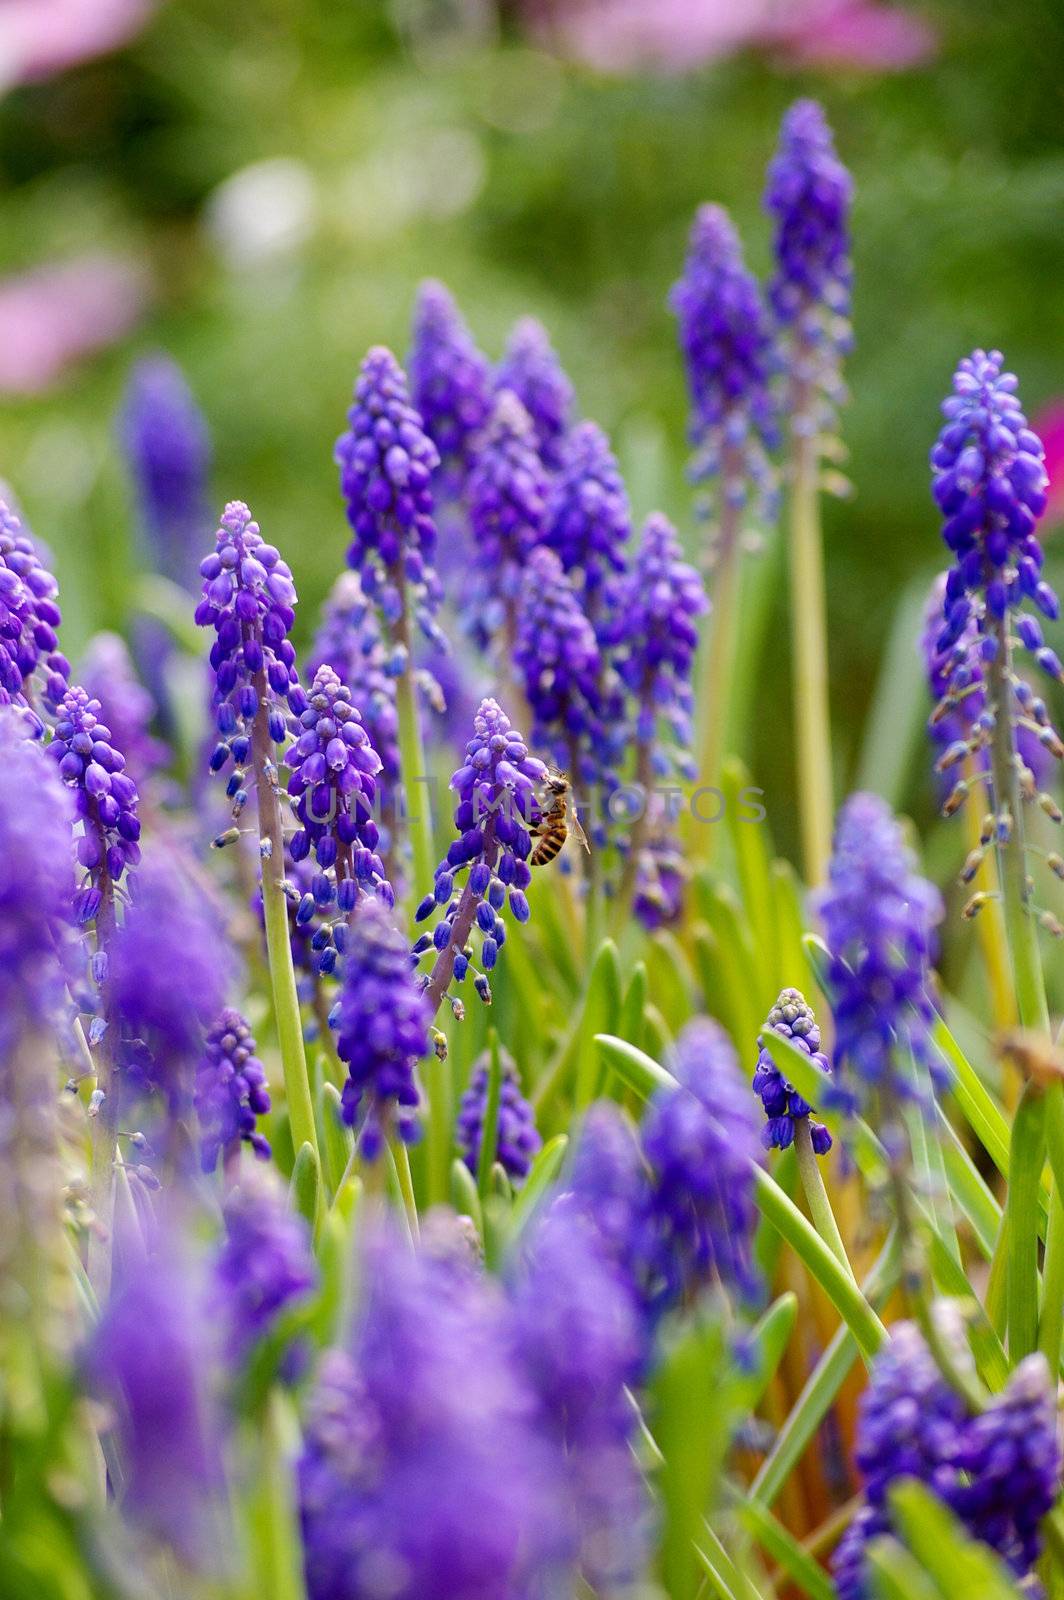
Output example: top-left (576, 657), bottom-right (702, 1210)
top-left (508, 1134), bottom-right (569, 1244)
top-left (692, 879), bottom-right (763, 1049)
top-left (289, 1141), bottom-right (321, 1237)
top-left (1004, 1082), bottom-right (1046, 1362)
top-left (735, 1497), bottom-right (835, 1600)
top-left (595, 1033), bottom-right (676, 1100)
top-left (476, 1029), bottom-right (504, 1199)
top-left (729, 1293), bottom-right (798, 1416)
top-left (651, 1316), bottom-right (732, 1599)
top-left (723, 757), bottom-right (779, 993)
top-left (644, 931), bottom-right (697, 1033)
top-left (574, 938), bottom-right (622, 1110)
top-left (866, 1534), bottom-right (947, 1600)
top-left (319, 1081), bottom-right (352, 1199)
top-left (618, 961), bottom-right (648, 1050)
top-left (449, 1156), bottom-right (483, 1234)
top-left (854, 576), bottom-right (931, 809)
top-left (887, 1480), bottom-right (1029, 1599)
top-left (243, 1389), bottom-right (309, 1600)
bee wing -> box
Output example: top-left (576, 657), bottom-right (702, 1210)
top-left (568, 798), bottom-right (591, 853)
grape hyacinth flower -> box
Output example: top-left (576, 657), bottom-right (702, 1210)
top-left (510, 1206), bottom-right (652, 1591)
top-left (815, 793), bottom-right (944, 1115)
top-left (285, 663), bottom-right (392, 934)
top-left (408, 279), bottom-right (492, 501)
top-left (753, 987), bottom-right (832, 1154)
top-left (514, 546), bottom-right (605, 773)
top-left (51, 684), bottom-right (142, 931)
top-left (457, 1044), bottom-right (541, 1185)
top-left (335, 345), bottom-right (444, 648)
top-left (194, 1008), bottom-right (271, 1173)
top-left (465, 389), bottom-right (549, 653)
top-left (544, 419), bottom-right (630, 622)
top-left (213, 1169), bottom-right (316, 1363)
top-left (119, 354), bottom-right (211, 588)
top-left (309, 571), bottom-right (400, 827)
top-left (415, 698), bottom-right (546, 1016)
top-left (632, 816), bottom-right (687, 931)
top-left (332, 897), bottom-right (430, 1154)
top-left (79, 631), bottom-right (167, 790)
top-left (638, 1017), bottom-right (762, 1317)
top-left (566, 1101), bottom-right (649, 1278)
top-left (0, 498), bottom-right (69, 720)
top-left (765, 99), bottom-right (852, 425)
top-left (299, 1228), bottom-right (565, 1600)
top-left (496, 315), bottom-right (575, 470)
top-left (670, 204), bottom-right (777, 526)
top-left (84, 1237), bottom-right (223, 1566)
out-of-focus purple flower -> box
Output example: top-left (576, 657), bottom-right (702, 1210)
top-left (196, 500), bottom-right (306, 771)
top-left (213, 1168), bottom-right (316, 1362)
top-left (51, 685), bottom-right (142, 927)
top-left (0, 499), bottom-right (69, 717)
top-left (299, 1227), bottom-right (566, 1600)
top-left (670, 204), bottom-right (777, 523)
top-left (83, 1236), bottom-right (222, 1566)
top-left (510, 1205), bottom-right (652, 1591)
top-left (309, 571), bottom-right (400, 819)
top-left (834, 1320), bottom-right (1060, 1596)
top-left (457, 1044), bottom-right (541, 1185)
top-left (408, 280), bottom-right (492, 501)
top-left (544, 420), bottom-right (630, 617)
top-left (415, 698), bottom-right (545, 1008)
top-left (285, 664), bottom-right (391, 926)
top-left (119, 355), bottom-right (211, 588)
top-left (638, 1017), bottom-right (762, 1315)
top-left (765, 100), bottom-right (852, 425)
top-left (78, 632), bottom-right (167, 790)
top-left (815, 792), bottom-right (944, 1112)
top-left (109, 852), bottom-right (234, 1106)
top-left (335, 346), bottom-right (444, 649)
top-left (752, 987), bottom-right (832, 1154)
top-left (515, 546), bottom-right (602, 761)
top-left (466, 390), bottom-right (550, 651)
top-left (0, 708), bottom-right (74, 1055)
top-left (194, 1009), bottom-right (271, 1172)
top-left (567, 1101), bottom-right (649, 1272)
top-left (332, 898), bottom-right (430, 1154)
top-left (605, 512), bottom-right (708, 779)
top-left (496, 316), bottom-right (575, 471)
top-left (632, 812), bottom-right (688, 931)
top-left (0, 254), bottom-right (148, 394)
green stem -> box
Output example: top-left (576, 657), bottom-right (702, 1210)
top-left (392, 607), bottom-right (435, 914)
top-left (693, 488), bottom-right (743, 866)
top-left (1040, 1083), bottom-right (1064, 1372)
top-left (390, 1136), bottom-right (420, 1241)
top-left (793, 1119), bottom-right (853, 1279)
top-left (476, 1029), bottom-right (503, 1198)
top-left (787, 411), bottom-right (833, 885)
top-left (252, 694), bottom-right (319, 1163)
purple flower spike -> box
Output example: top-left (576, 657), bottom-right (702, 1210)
top-left (632, 827), bottom-right (687, 932)
top-left (79, 631), bottom-right (167, 789)
top-left (457, 1044), bottom-right (541, 1185)
top-left (765, 98), bottom-right (852, 421)
top-left (119, 354), bottom-right (211, 588)
top-left (815, 793), bottom-right (944, 1114)
top-left (753, 987), bottom-right (832, 1154)
top-left (515, 546), bottom-right (602, 757)
top-left (335, 345), bottom-right (444, 649)
top-left (605, 512), bottom-right (708, 780)
top-left (196, 500), bottom-right (305, 771)
top-left (194, 1008), bottom-right (272, 1173)
top-left (566, 1102), bottom-right (649, 1275)
top-left (466, 389), bottom-right (550, 651)
top-left (496, 315), bottom-right (575, 470)
top-left (416, 698), bottom-right (546, 1012)
top-left (332, 898), bottom-right (430, 1154)
top-left (544, 420), bottom-right (630, 613)
top-left (285, 663), bottom-right (392, 910)
top-left (0, 709), bottom-right (74, 1056)
top-left (639, 1017), bottom-right (762, 1316)
top-left (51, 684), bottom-right (141, 928)
top-left (309, 571), bottom-right (401, 825)
top-left (670, 204), bottom-right (777, 521)
top-left (0, 499), bottom-right (69, 718)
top-left (213, 1168), bottom-right (316, 1362)
top-left (409, 280), bottom-right (492, 500)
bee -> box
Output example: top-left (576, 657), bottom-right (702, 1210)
top-left (531, 772), bottom-right (590, 867)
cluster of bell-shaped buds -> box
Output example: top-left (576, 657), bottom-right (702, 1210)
top-left (495, 316), bottom-right (575, 471)
top-left (51, 685), bottom-right (142, 928)
top-left (285, 664), bottom-right (392, 965)
top-left (457, 1044), bottom-right (541, 1185)
top-left (415, 698), bottom-right (544, 1014)
top-left (514, 547), bottom-right (607, 775)
top-left (335, 345), bottom-right (445, 651)
top-left (0, 500), bottom-right (69, 723)
top-left (752, 987), bottom-right (832, 1154)
top-left (465, 390), bottom-right (549, 652)
top-left (670, 203), bottom-right (778, 526)
top-left (408, 279), bottom-right (492, 501)
top-left (544, 420), bottom-right (630, 624)
top-left (194, 1008), bottom-right (271, 1172)
top-left (764, 98), bottom-right (852, 430)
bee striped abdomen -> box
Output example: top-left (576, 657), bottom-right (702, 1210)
top-left (531, 823), bottom-right (567, 866)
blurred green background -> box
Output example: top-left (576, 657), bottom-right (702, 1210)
top-left (1, 0), bottom-right (1062, 858)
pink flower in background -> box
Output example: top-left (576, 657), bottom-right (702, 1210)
top-left (525, 0), bottom-right (936, 75)
top-left (1034, 404), bottom-right (1064, 529)
top-left (0, 255), bottom-right (149, 394)
top-left (0, 0), bottom-right (155, 87)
